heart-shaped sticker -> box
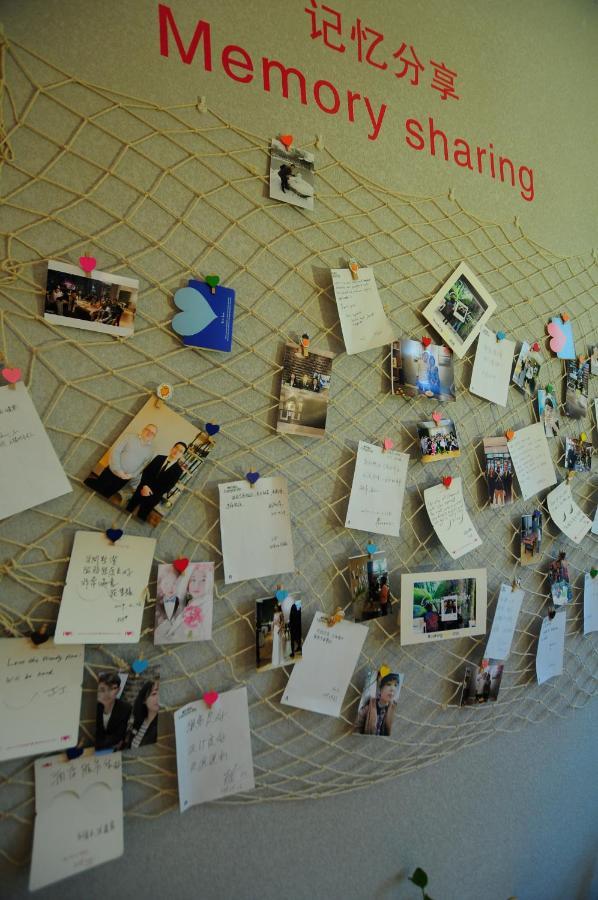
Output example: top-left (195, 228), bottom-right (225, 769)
top-left (279, 134), bottom-right (293, 149)
top-left (505, 429), bottom-right (515, 441)
top-left (106, 528), bottom-right (123, 544)
top-left (366, 542), bottom-right (378, 554)
top-left (63, 631), bottom-right (73, 637)
top-left (531, 342), bottom-right (540, 352)
top-left (66, 745), bottom-right (84, 760)
top-left (205, 275), bottom-right (220, 289)
top-left (547, 322), bottom-right (566, 354)
top-left (275, 588), bottom-right (288, 602)
top-left (431, 411), bottom-right (442, 424)
top-left (205, 423), bottom-right (220, 436)
top-left (590, 568), bottom-right (598, 579)
top-left (203, 690), bottom-right (219, 709)
top-left (172, 286), bottom-right (218, 337)
top-left (496, 330), bottom-right (506, 341)
top-left (2, 367), bottom-right (21, 383)
top-left (379, 665), bottom-right (391, 678)
top-left (383, 438), bottom-right (394, 451)
top-left (442, 476), bottom-right (452, 488)
top-left (246, 471), bottom-right (260, 485)
top-left (79, 255), bottom-right (96, 274)
top-left (173, 557), bottom-right (189, 573)
top-left (421, 337), bottom-right (432, 348)
top-left (132, 658), bottom-right (149, 675)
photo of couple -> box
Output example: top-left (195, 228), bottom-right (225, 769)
top-left (391, 339), bottom-right (455, 402)
top-left (95, 669), bottom-right (160, 752)
top-left (255, 593), bottom-right (302, 671)
top-left (483, 437), bottom-right (514, 507)
top-left (44, 260), bottom-right (139, 337)
top-left (154, 562), bottom-right (214, 645)
top-left (355, 668), bottom-right (403, 736)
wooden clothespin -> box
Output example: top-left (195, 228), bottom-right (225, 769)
top-left (105, 527), bottom-right (124, 544)
top-left (66, 739), bottom-right (85, 760)
top-left (1, 355), bottom-right (21, 390)
top-left (301, 333), bottom-right (310, 358)
top-left (496, 331), bottom-right (506, 342)
top-left (205, 275), bottom-right (220, 295)
top-left (365, 541), bottom-right (378, 556)
top-left (348, 258), bottom-right (360, 280)
top-left (511, 576), bottom-right (521, 591)
top-left (78, 253), bottom-right (96, 276)
top-left (132, 654), bottom-right (148, 674)
top-left (155, 383), bottom-right (173, 408)
top-left (325, 607), bottom-right (344, 627)
top-left (382, 437), bottom-right (394, 452)
top-left (30, 623), bottom-right (51, 646)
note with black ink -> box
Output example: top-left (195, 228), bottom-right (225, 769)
top-left (469, 327), bottom-right (515, 407)
top-left (345, 440), bottom-right (409, 537)
top-left (175, 686), bottom-right (255, 810)
top-left (484, 583), bottom-right (524, 660)
top-left (330, 266), bottom-right (395, 355)
top-left (546, 481), bottom-right (591, 545)
top-left (424, 477), bottom-right (482, 559)
top-left (507, 423), bottom-right (556, 500)
top-left (583, 573), bottom-right (598, 635)
top-left (536, 609), bottom-right (566, 685)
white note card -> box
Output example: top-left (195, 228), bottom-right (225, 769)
top-left (0, 638), bottom-right (83, 762)
top-left (546, 481), bottom-right (592, 545)
top-left (281, 613), bottom-right (368, 717)
top-left (219, 476), bottom-right (295, 584)
top-left (175, 687), bottom-right (255, 811)
top-left (484, 583), bottom-right (524, 661)
top-left (330, 266), bottom-right (395, 355)
top-left (507, 423), bottom-right (556, 500)
top-left (55, 531), bottom-right (156, 643)
top-left (592, 506), bottom-right (598, 535)
top-left (29, 750), bottom-right (123, 891)
top-left (469, 327), bottom-right (515, 407)
top-left (536, 609), bottom-right (566, 685)
top-left (423, 477), bottom-right (482, 560)
top-left (345, 440), bottom-right (409, 537)
top-left (583, 573), bottom-right (598, 635)
top-left (0, 382), bottom-right (71, 521)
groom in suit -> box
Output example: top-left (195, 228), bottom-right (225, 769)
top-left (126, 441), bottom-right (187, 520)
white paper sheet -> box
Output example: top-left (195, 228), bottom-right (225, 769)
top-left (592, 505), bottom-right (598, 535)
top-left (330, 266), bottom-right (395, 355)
top-left (219, 476), bottom-right (295, 584)
top-left (55, 531), bottom-right (155, 643)
top-left (546, 481), bottom-right (592, 545)
top-left (469, 327), bottom-right (515, 406)
top-left (507, 423), bottom-right (556, 500)
top-left (423, 477), bottom-right (482, 559)
top-left (0, 382), bottom-right (71, 521)
top-left (583, 573), bottom-right (598, 635)
top-left (536, 609), bottom-right (566, 685)
top-left (174, 686), bottom-right (255, 811)
top-left (0, 638), bottom-right (83, 762)
top-left (29, 750), bottom-right (123, 891)
top-left (281, 613), bottom-right (368, 717)
top-left (484, 583), bottom-right (524, 660)
top-left (344, 440), bottom-right (409, 536)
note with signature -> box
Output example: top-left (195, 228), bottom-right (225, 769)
top-left (469, 326), bottom-right (515, 407)
top-left (424, 477), bottom-right (482, 559)
top-left (484, 583), bottom-right (524, 660)
top-left (345, 440), bottom-right (409, 537)
top-left (507, 423), bottom-right (556, 500)
top-left (330, 266), bottom-right (395, 354)
top-left (546, 481), bottom-right (592, 545)
top-left (536, 609), bottom-right (566, 685)
top-left (583, 572), bottom-right (598, 635)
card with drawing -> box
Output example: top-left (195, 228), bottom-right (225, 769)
top-left (95, 667), bottom-right (160, 753)
top-left (269, 138), bottom-right (315, 210)
top-left (255, 592), bottom-right (302, 671)
top-left (483, 436), bottom-right (515, 507)
top-left (546, 482), bottom-right (592, 546)
top-left (548, 316), bottom-right (575, 360)
top-left (391, 338), bottom-right (455, 402)
top-left (355, 668), bottom-right (403, 736)
top-left (400, 568), bottom-right (487, 646)
top-left (276, 342), bottom-right (334, 438)
top-left (422, 263), bottom-right (496, 359)
top-left (347, 551), bottom-right (393, 622)
top-left (154, 562), bottom-right (214, 645)
top-left (172, 278), bottom-right (236, 352)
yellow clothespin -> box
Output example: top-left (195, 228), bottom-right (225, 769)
top-left (301, 333), bottom-right (310, 358)
top-left (325, 607), bottom-right (345, 627)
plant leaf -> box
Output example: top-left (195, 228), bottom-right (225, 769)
top-left (409, 868), bottom-right (428, 889)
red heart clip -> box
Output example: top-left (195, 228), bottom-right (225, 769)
top-left (531, 342), bottom-right (540, 352)
top-left (279, 134), bottom-right (293, 149)
top-left (79, 255), bottom-right (97, 275)
top-left (442, 476), bottom-right (452, 488)
top-left (2, 367), bottom-right (21, 384)
top-left (173, 557), bottom-right (189, 574)
top-left (203, 690), bottom-right (219, 709)
top-left (421, 337), bottom-right (432, 348)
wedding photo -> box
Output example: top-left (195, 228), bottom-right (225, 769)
top-left (269, 139), bottom-right (315, 210)
top-left (355, 668), bottom-right (403, 736)
top-left (390, 338), bottom-right (455, 402)
top-left (418, 418), bottom-right (461, 463)
top-left (347, 551), bottom-right (392, 621)
top-left (483, 436), bottom-right (514, 507)
top-left (44, 260), bottom-right (139, 337)
top-left (154, 562), bottom-right (214, 645)
top-left (255, 593), bottom-right (302, 671)
top-left (400, 568), bottom-right (487, 645)
top-left (460, 660), bottom-right (504, 705)
top-left (95, 667), bottom-right (160, 752)
top-left (276, 341), bottom-right (334, 437)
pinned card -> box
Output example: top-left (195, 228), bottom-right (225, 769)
top-left (276, 341), bottom-right (335, 438)
top-left (507, 423), bottom-right (556, 500)
top-left (421, 262), bottom-right (497, 359)
top-left (0, 382), bottom-right (71, 521)
top-left (55, 531), bottom-right (155, 644)
top-left (423, 477), bottom-right (482, 560)
top-left (592, 505), bottom-right (598, 536)
top-left (154, 562), bottom-right (214, 645)
top-left (345, 440), bottom-right (409, 537)
top-left (269, 138), bottom-right (315, 210)
top-left (175, 686), bottom-right (255, 810)
top-left (172, 279), bottom-right (236, 352)
top-left (469, 326), bottom-right (515, 407)
top-left (548, 316), bottom-right (575, 359)
top-left (536, 609), bottom-right (566, 685)
top-left (330, 266), bottom-right (395, 355)
top-left (546, 481), bottom-right (592, 545)
top-left (484, 583), bottom-right (524, 661)
top-left (0, 638), bottom-right (83, 763)
top-left (583, 572), bottom-right (598, 635)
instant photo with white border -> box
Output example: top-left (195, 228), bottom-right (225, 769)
top-left (400, 567), bottom-right (487, 646)
top-left (422, 263), bottom-right (496, 359)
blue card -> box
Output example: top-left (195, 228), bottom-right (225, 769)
top-left (172, 280), bottom-right (235, 352)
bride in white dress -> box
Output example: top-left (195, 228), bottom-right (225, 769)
top-left (271, 606), bottom-right (285, 668)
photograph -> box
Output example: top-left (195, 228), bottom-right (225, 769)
top-left (422, 262), bottom-right (497, 358)
top-left (44, 260), bottom-right (139, 337)
top-left (460, 659), bottom-right (504, 705)
top-left (548, 552), bottom-right (573, 605)
top-left (512, 341), bottom-right (542, 396)
top-left (564, 359), bottom-right (589, 419)
top-left (483, 436), bottom-right (514, 507)
top-left (591, 345), bottom-right (598, 376)
top-left (390, 338), bottom-right (455, 401)
top-left (347, 551), bottom-right (392, 622)
top-left (154, 562), bottom-right (214, 645)
top-left (538, 388), bottom-right (560, 437)
top-left (417, 418), bottom-right (460, 463)
top-left (255, 592), bottom-right (302, 671)
top-left (276, 342), bottom-right (335, 437)
top-left (84, 397), bottom-right (214, 527)
top-left (564, 437), bottom-right (593, 474)
top-left (269, 138), bottom-right (315, 210)
top-left (520, 510), bottom-right (542, 566)
top-left (355, 667), bottom-right (403, 736)
top-left (400, 568), bottom-right (487, 645)
top-left (95, 667), bottom-right (160, 752)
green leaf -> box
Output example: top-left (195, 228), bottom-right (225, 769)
top-left (409, 868), bottom-right (428, 889)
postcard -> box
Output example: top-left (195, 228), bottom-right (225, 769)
top-left (400, 568), bottom-right (487, 646)
top-left (564, 437), bottom-right (592, 473)
top-left (55, 531), bottom-right (155, 644)
top-left (548, 552), bottom-right (573, 605)
top-left (95, 667), bottom-right (159, 752)
top-left (355, 668), bottom-right (403, 736)
top-left (281, 613), bottom-right (368, 717)
top-left (422, 262), bottom-right (496, 359)
top-left (0, 638), bottom-right (83, 763)
top-left (520, 511), bottom-right (543, 566)
top-left (348, 550), bottom-right (393, 622)
top-left (345, 440), bottom-right (409, 537)
top-left (390, 338), bottom-right (455, 402)
top-left (0, 382), bottom-right (71, 521)
top-left (546, 481), bottom-right (591, 545)
top-left (276, 341), bottom-right (335, 438)
top-left (538, 388), bottom-right (560, 438)
top-left (423, 477), bottom-right (482, 560)
top-left (536, 609), bottom-right (566, 684)
top-left (255, 592), bottom-right (302, 671)
top-left (269, 138), bottom-right (315, 210)
top-left (45, 259), bottom-right (138, 337)
top-left (469, 327), bottom-right (515, 406)
top-left (460, 659), bottom-right (504, 705)
top-left (483, 437), bottom-right (515, 507)
top-left (548, 315), bottom-right (575, 360)
top-left (172, 279), bottom-right (236, 352)
top-left (417, 418), bottom-right (460, 463)
top-left (175, 686), bottom-right (255, 810)
top-left (154, 562), bottom-right (214, 645)
top-left (511, 341), bottom-right (542, 397)
top-left (583, 572), bottom-right (598, 635)
top-left (484, 583), bottom-right (524, 660)
top-left (507, 423), bottom-right (556, 500)
top-left (564, 358), bottom-right (589, 419)
top-left (219, 476), bottom-right (295, 584)
top-left (330, 265), bottom-right (395, 355)
top-left (29, 751), bottom-right (123, 891)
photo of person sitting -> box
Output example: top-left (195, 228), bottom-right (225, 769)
top-left (86, 423), bottom-right (158, 500)
top-left (95, 672), bottom-right (131, 752)
top-left (126, 441), bottom-right (187, 520)
top-left (356, 671), bottom-right (402, 736)
top-left (123, 679), bottom-right (160, 750)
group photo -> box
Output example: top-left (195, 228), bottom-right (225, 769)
top-left (418, 418), bottom-right (461, 463)
top-left (44, 260), bottom-right (139, 337)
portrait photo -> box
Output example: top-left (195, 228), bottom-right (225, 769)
top-left (591, 345), bottom-right (598, 376)
top-left (564, 359), bottom-right (589, 419)
top-left (460, 660), bottom-right (504, 705)
top-left (95, 667), bottom-right (160, 753)
top-left (347, 551), bottom-right (392, 622)
top-left (538, 389), bottom-right (560, 437)
top-left (483, 436), bottom-right (514, 507)
top-left (564, 437), bottom-right (593, 474)
top-left (520, 511), bottom-right (542, 566)
top-left (390, 338), bottom-right (455, 402)
top-left (422, 262), bottom-right (496, 358)
top-left (417, 418), bottom-right (460, 463)
top-left (355, 668), bottom-right (403, 736)
top-left (400, 568), bottom-right (487, 646)
top-left (512, 342), bottom-right (542, 397)
top-left (154, 562), bottom-right (214, 645)
top-left (548, 552), bottom-right (573, 605)
top-left (44, 260), bottom-right (139, 337)
top-left (276, 342), bottom-right (334, 438)
top-left (255, 592), bottom-right (302, 671)
top-left (269, 139), bottom-right (315, 210)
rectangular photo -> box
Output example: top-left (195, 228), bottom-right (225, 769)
top-left (95, 667), bottom-right (159, 752)
top-left (422, 263), bottom-right (496, 358)
top-left (565, 358), bottom-right (589, 419)
top-left (520, 511), bottom-right (542, 566)
top-left (512, 341), bottom-right (542, 397)
top-left (154, 562), bottom-right (214, 645)
top-left (276, 342), bottom-right (335, 438)
top-left (590, 345), bottom-right (598, 376)
top-left (417, 418), bottom-right (460, 463)
top-left (84, 397), bottom-right (214, 527)
top-left (400, 568), bottom-right (487, 645)
top-left (255, 593), bottom-right (302, 671)
top-left (564, 437), bottom-right (593, 473)
top-left (347, 551), bottom-right (392, 621)
top-left (548, 553), bottom-right (573, 606)
top-left (269, 139), bottom-right (315, 210)
top-left (355, 667), bottom-right (403, 736)
top-left (390, 338), bottom-right (455, 402)
top-left (45, 260), bottom-right (139, 337)
top-left (483, 436), bottom-right (514, 507)
top-left (460, 659), bottom-right (504, 705)
top-left (538, 388), bottom-right (560, 437)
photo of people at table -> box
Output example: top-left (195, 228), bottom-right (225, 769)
top-left (44, 261), bottom-right (139, 336)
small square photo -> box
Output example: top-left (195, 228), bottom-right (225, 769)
top-left (255, 593), bottom-right (302, 671)
top-left (512, 342), bottom-right (542, 396)
top-left (95, 667), bottom-right (160, 752)
top-left (45, 260), bottom-right (139, 337)
top-left (276, 342), bottom-right (334, 437)
top-left (390, 339), bottom-right (455, 402)
top-left (422, 263), bottom-right (496, 358)
top-left (348, 551), bottom-right (392, 622)
top-left (154, 562), bottom-right (214, 645)
top-left (417, 419), bottom-right (460, 463)
top-left (269, 139), bottom-right (315, 210)
top-left (520, 511), bottom-right (542, 566)
top-left (460, 660), bottom-right (504, 705)
top-left (355, 668), bottom-right (403, 736)
top-left (564, 437), bottom-right (593, 473)
top-left (483, 436), bottom-right (514, 507)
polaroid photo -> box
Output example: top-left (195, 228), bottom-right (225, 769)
top-left (422, 263), bottom-right (496, 359)
top-left (460, 659), bottom-right (504, 705)
top-left (590, 345), bottom-right (598, 376)
top-left (45, 260), bottom-right (138, 337)
top-left (348, 551), bottom-right (392, 622)
top-left (400, 568), bottom-right (487, 645)
top-left (564, 437), bottom-right (593, 474)
top-left (483, 436), bottom-right (515, 507)
top-left (276, 342), bottom-right (334, 438)
top-left (417, 418), bottom-right (460, 463)
top-left (255, 592), bottom-right (302, 671)
top-left (95, 667), bottom-right (159, 753)
top-left (520, 511), bottom-right (542, 566)
top-left (355, 667), bottom-right (403, 736)
top-left (564, 358), bottom-right (589, 419)
top-left (269, 139), bottom-right (315, 210)
top-left (548, 552), bottom-right (573, 606)
top-left (390, 338), bottom-right (455, 402)
top-left (537, 388), bottom-right (560, 438)
top-left (84, 397), bottom-right (214, 527)
top-left (512, 342), bottom-right (542, 397)
top-left (154, 562), bottom-right (214, 645)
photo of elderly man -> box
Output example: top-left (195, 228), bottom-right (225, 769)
top-left (86, 423), bottom-right (158, 499)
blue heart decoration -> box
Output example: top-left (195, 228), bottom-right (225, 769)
top-left (366, 543), bottom-right (378, 554)
top-left (246, 471), bottom-right (260, 485)
top-left (496, 330), bottom-right (506, 341)
top-left (275, 589), bottom-right (288, 602)
top-left (132, 658), bottom-right (149, 675)
top-left (205, 422), bottom-right (220, 436)
top-left (66, 745), bottom-right (84, 760)
top-left (172, 286), bottom-right (218, 337)
top-left (106, 528), bottom-right (123, 544)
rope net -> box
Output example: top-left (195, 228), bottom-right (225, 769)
top-left (0, 35), bottom-right (596, 868)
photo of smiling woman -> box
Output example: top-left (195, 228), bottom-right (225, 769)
top-left (123, 678), bottom-right (160, 750)
top-left (355, 669), bottom-right (404, 737)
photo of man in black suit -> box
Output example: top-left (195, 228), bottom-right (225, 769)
top-left (126, 441), bottom-right (187, 521)
top-left (95, 672), bottom-right (131, 752)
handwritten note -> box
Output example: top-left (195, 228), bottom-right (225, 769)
top-left (29, 751), bottom-right (123, 891)
top-left (55, 531), bottom-right (155, 643)
top-left (423, 477), bottom-right (482, 559)
top-left (484, 583), bottom-right (524, 660)
top-left (546, 481), bottom-right (592, 545)
top-left (345, 440), bottom-right (409, 537)
top-left (174, 687), bottom-right (255, 811)
top-left (330, 266), bottom-right (395, 355)
top-left (536, 609), bottom-right (566, 685)
top-left (0, 382), bottom-right (71, 521)
top-left (469, 327), bottom-right (515, 407)
top-left (0, 638), bottom-right (83, 763)
top-left (219, 476), bottom-right (295, 584)
top-left (281, 613), bottom-right (368, 717)
top-left (507, 423), bottom-right (556, 500)
top-left (583, 573), bottom-right (598, 635)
